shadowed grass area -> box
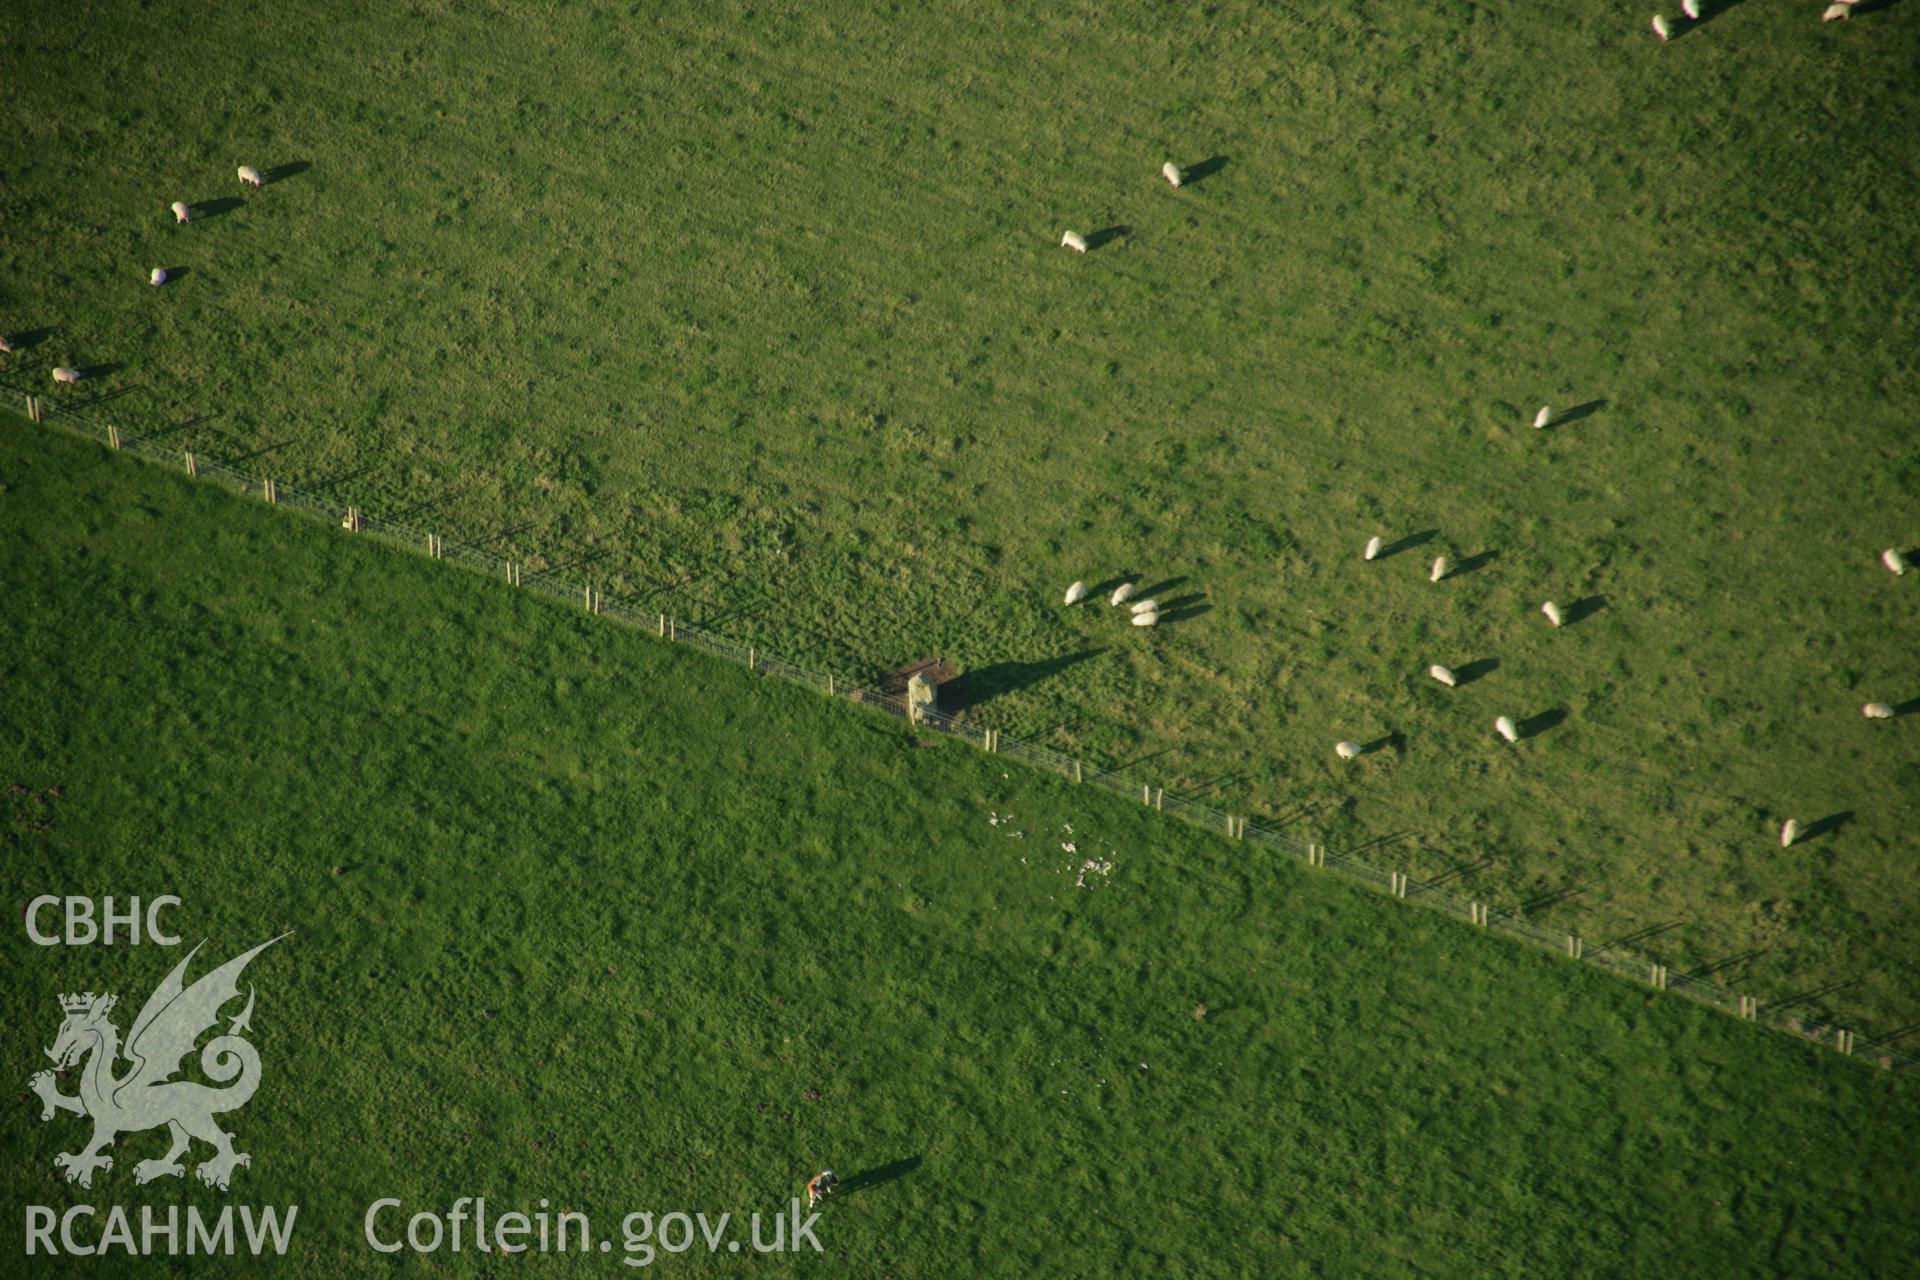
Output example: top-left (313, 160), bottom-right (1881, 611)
top-left (1, 2), bottom-right (1916, 1036)
top-left (3, 418), bottom-right (1919, 1276)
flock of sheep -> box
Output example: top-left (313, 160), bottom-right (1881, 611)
top-left (1652, 0), bottom-right (1866, 39)
top-left (0, 167), bottom-right (267, 383)
top-left (1347, 473), bottom-right (1908, 847)
top-left (1063, 578), bottom-right (1159, 628)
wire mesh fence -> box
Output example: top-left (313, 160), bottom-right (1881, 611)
top-left (9, 383), bottom-right (1916, 1079)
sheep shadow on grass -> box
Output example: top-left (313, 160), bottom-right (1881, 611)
top-left (159, 266), bottom-right (192, 285)
top-left (1892, 697), bottom-right (1920, 717)
top-left (263, 161), bottom-right (311, 186)
top-left (1133, 575), bottom-right (1188, 601)
top-left (1564, 595), bottom-right (1607, 626)
top-left (1449, 549), bottom-right (1498, 577)
top-left (1516, 707), bottom-right (1566, 739)
top-left (1796, 812), bottom-right (1853, 844)
top-left (1548, 399), bottom-right (1608, 428)
top-left (195, 196), bottom-right (244, 220)
top-left (1156, 593), bottom-right (1210, 624)
top-left (75, 362), bottom-right (126, 382)
top-left (1452, 657), bottom-right (1500, 686)
top-left (942, 648), bottom-right (1103, 711)
top-left (1376, 529), bottom-right (1437, 560)
top-left (1182, 155), bottom-right (1229, 186)
top-left (6, 326), bottom-right (57, 351)
top-left (1084, 225), bottom-right (1129, 251)
top-left (838, 1156), bottom-right (921, 1198)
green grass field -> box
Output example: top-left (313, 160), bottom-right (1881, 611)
top-left (3, 6), bottom-right (1917, 1041)
top-left (5, 416), bottom-right (1920, 1276)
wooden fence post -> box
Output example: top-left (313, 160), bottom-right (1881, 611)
top-left (107, 425), bottom-right (121, 449)
top-left (1074, 760), bottom-right (1082, 783)
top-left (184, 450), bottom-right (197, 477)
top-left (24, 394), bottom-right (37, 422)
top-left (827, 673), bottom-right (834, 696)
top-left (1155, 787), bottom-right (1163, 811)
top-left (1649, 964), bottom-right (1668, 991)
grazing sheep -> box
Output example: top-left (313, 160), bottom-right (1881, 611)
top-left (1162, 161), bottom-right (1182, 188)
top-left (1495, 715), bottom-right (1519, 743)
top-left (1061, 231), bottom-right (1088, 253)
top-left (238, 165), bottom-right (263, 188)
top-left (1821, 2), bottom-right (1850, 17)
top-left (1430, 556), bottom-right (1449, 583)
top-left (0, 334), bottom-right (14, 354)
top-left (1428, 664), bottom-right (1457, 687)
top-left (1130, 598), bottom-right (1158, 615)
top-left (1335, 741), bottom-right (1362, 760)
top-left (1364, 535), bottom-right (1383, 561)
top-left (1542, 601), bottom-right (1564, 627)
top-left (1883, 548), bottom-right (1908, 576)
top-left (1110, 582), bottom-right (1136, 606)
top-left (1064, 580), bottom-right (1088, 606)
top-left (149, 267), bottom-right (167, 287)
top-left (52, 367), bottom-right (81, 383)
top-left (1652, 14), bottom-right (1671, 40)
top-left (171, 201), bottom-right (190, 224)
top-left (1863, 702), bottom-right (1894, 719)
top-left (1533, 406), bottom-right (1551, 429)
top-left (1780, 818), bottom-right (1800, 848)
top-left (1130, 611), bottom-right (1159, 627)
top-left (1683, 0), bottom-right (1700, 18)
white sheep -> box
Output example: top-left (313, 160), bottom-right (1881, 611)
top-left (52, 367), bottom-right (82, 383)
top-left (1542, 601), bottom-right (1564, 628)
top-left (1131, 611), bottom-right (1159, 627)
top-left (1652, 14), bottom-right (1671, 40)
top-left (1683, 0), bottom-right (1701, 16)
top-left (1129, 598), bottom-right (1158, 615)
top-left (1883, 548), bottom-right (1908, 576)
top-left (1335, 740), bottom-right (1362, 760)
top-left (1430, 556), bottom-right (1449, 583)
top-left (1428, 664), bottom-right (1457, 687)
top-left (0, 334), bottom-right (14, 354)
top-left (1064, 580), bottom-right (1088, 605)
top-left (1110, 582), bottom-right (1136, 606)
top-left (170, 201), bottom-right (190, 224)
top-left (1862, 702), bottom-right (1894, 719)
top-left (238, 165), bottom-right (263, 188)
top-left (1533, 406), bottom-right (1551, 429)
top-left (1780, 818), bottom-right (1800, 847)
top-left (150, 267), bottom-right (167, 287)
top-left (1495, 715), bottom-right (1519, 743)
top-left (1364, 535), bottom-right (1383, 561)
top-left (1061, 231), bottom-right (1088, 253)
top-left (1162, 161), bottom-right (1182, 188)
top-left (1821, 2), bottom-right (1851, 18)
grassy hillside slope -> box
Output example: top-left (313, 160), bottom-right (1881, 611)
top-left (2, 1), bottom-right (1916, 1033)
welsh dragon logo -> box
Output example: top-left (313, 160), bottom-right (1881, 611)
top-left (29, 936), bottom-right (286, 1191)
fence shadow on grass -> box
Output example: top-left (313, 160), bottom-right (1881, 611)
top-left (943, 649), bottom-right (1104, 711)
top-left (839, 1156), bottom-right (920, 1198)
top-left (1589, 920), bottom-right (1682, 959)
top-left (1686, 948), bottom-right (1768, 981)
top-left (1518, 885), bottom-right (1583, 916)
